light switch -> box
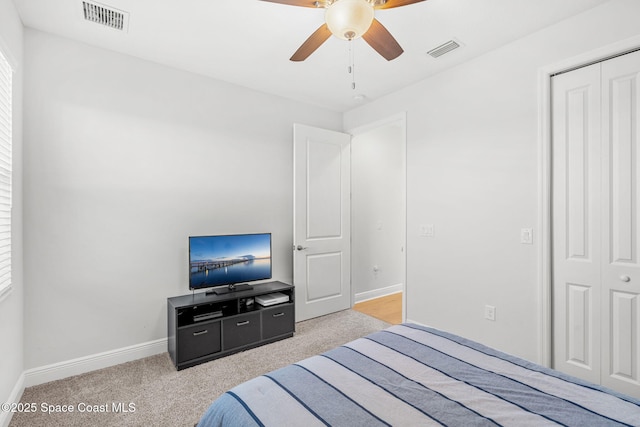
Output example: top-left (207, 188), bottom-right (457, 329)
top-left (419, 224), bottom-right (434, 237)
top-left (521, 228), bottom-right (533, 244)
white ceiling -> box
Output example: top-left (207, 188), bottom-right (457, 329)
top-left (12, 0), bottom-right (609, 112)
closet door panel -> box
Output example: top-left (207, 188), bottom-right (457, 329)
top-left (601, 50), bottom-right (640, 398)
top-left (551, 63), bottom-right (602, 384)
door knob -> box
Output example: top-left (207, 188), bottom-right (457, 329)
top-left (620, 275), bottom-right (631, 282)
top-left (296, 245), bottom-right (308, 251)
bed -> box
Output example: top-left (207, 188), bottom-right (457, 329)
top-left (197, 323), bottom-right (640, 426)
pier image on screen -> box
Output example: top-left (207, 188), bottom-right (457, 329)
top-left (189, 233), bottom-right (271, 289)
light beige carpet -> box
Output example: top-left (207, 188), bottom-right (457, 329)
top-left (9, 309), bottom-right (389, 427)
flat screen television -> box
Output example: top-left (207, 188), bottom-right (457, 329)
top-left (189, 233), bottom-right (272, 295)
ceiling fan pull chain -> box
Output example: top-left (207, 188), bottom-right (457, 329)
top-left (348, 39), bottom-right (356, 90)
top-left (347, 39), bottom-right (352, 75)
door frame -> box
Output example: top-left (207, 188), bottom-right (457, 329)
top-left (538, 35), bottom-right (640, 367)
top-left (345, 112), bottom-right (407, 322)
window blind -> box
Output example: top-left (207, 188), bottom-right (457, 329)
top-left (0, 49), bottom-right (12, 296)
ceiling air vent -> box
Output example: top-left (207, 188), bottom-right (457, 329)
top-left (427, 40), bottom-right (461, 58)
top-left (82, 1), bottom-right (129, 31)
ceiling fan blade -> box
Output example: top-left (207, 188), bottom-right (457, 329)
top-left (375, 0), bottom-right (426, 9)
top-left (259, 0), bottom-right (319, 8)
top-left (290, 24), bottom-right (332, 61)
top-left (362, 19), bottom-right (403, 61)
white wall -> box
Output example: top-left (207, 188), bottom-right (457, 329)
top-left (22, 29), bottom-right (342, 369)
top-left (351, 122), bottom-right (404, 300)
top-left (0, 0), bottom-right (24, 422)
top-left (344, 0), bottom-right (640, 362)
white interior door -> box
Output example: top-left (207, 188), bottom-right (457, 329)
top-left (293, 123), bottom-right (351, 322)
top-left (552, 50), bottom-right (640, 398)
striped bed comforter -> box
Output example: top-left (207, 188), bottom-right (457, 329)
top-left (197, 323), bottom-right (640, 426)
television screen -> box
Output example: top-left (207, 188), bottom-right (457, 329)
top-left (189, 233), bottom-right (272, 291)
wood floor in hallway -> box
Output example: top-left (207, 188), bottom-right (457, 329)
top-left (353, 292), bottom-right (402, 325)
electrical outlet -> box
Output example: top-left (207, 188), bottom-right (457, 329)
top-left (484, 305), bottom-right (496, 321)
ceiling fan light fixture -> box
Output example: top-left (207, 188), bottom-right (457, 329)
top-left (325, 0), bottom-right (374, 40)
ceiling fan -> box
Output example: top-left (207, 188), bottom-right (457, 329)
top-left (260, 0), bottom-right (426, 62)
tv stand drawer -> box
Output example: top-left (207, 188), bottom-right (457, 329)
top-left (177, 321), bottom-right (221, 363)
top-left (262, 304), bottom-right (294, 340)
top-left (222, 312), bottom-right (260, 350)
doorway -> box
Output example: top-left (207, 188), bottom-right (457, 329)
top-left (349, 114), bottom-right (407, 323)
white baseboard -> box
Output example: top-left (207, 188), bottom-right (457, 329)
top-left (24, 338), bottom-right (167, 388)
top-left (404, 318), bottom-right (428, 327)
top-left (354, 283), bottom-right (403, 304)
top-left (0, 372), bottom-right (25, 427)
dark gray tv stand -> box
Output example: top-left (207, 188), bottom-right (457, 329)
top-left (167, 281), bottom-right (295, 370)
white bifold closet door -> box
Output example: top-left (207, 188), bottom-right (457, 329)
top-left (552, 49), bottom-right (640, 399)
